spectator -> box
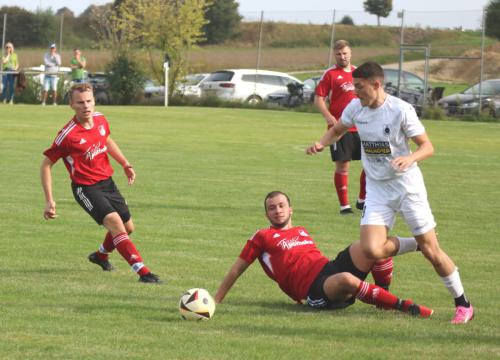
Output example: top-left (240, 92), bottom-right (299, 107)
top-left (42, 43), bottom-right (61, 106)
top-left (70, 48), bottom-right (86, 83)
top-left (2, 42), bottom-right (19, 105)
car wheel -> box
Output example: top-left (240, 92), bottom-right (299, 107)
top-left (246, 95), bottom-right (262, 105)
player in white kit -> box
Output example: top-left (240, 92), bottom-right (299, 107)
top-left (306, 61), bottom-right (473, 324)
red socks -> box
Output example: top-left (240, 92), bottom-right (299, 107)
top-left (371, 257), bottom-right (393, 289)
top-left (334, 171), bottom-right (349, 207)
top-left (112, 232), bottom-right (150, 276)
top-left (359, 170), bottom-right (366, 201)
top-left (355, 281), bottom-right (399, 309)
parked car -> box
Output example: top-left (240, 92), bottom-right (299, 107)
top-left (382, 68), bottom-right (432, 116)
top-left (200, 69), bottom-right (302, 104)
top-left (174, 73), bottom-right (209, 97)
top-left (266, 76), bottom-right (319, 106)
top-left (438, 79), bottom-right (500, 117)
top-left (86, 72), bottom-right (111, 105)
top-left (144, 79), bottom-right (165, 99)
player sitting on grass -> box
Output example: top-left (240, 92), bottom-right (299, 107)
top-left (40, 82), bottom-right (161, 283)
top-left (215, 191), bottom-right (432, 317)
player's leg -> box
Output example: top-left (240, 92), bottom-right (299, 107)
top-left (401, 172), bottom-right (473, 323)
top-left (416, 230), bottom-right (473, 323)
top-left (322, 272), bottom-right (432, 318)
top-left (334, 160), bottom-right (351, 214)
top-left (102, 213), bottom-right (160, 283)
top-left (349, 240), bottom-right (392, 290)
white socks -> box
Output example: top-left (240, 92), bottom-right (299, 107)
top-left (441, 268), bottom-right (465, 298)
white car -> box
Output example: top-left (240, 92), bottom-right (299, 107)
top-left (175, 73), bottom-right (209, 97)
top-left (200, 69), bottom-right (302, 104)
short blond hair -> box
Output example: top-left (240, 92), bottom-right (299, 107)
top-left (68, 82), bottom-right (93, 101)
top-left (334, 39), bottom-right (350, 51)
top-left (5, 42), bottom-right (14, 51)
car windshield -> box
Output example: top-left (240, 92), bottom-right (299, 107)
top-left (182, 74), bottom-right (207, 86)
top-left (206, 71), bottom-right (234, 82)
top-left (463, 80), bottom-right (500, 96)
top-left (303, 78), bottom-right (317, 90)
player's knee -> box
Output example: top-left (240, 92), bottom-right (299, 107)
top-left (335, 272), bottom-right (359, 292)
top-left (126, 223), bottom-right (135, 234)
top-left (361, 243), bottom-right (386, 260)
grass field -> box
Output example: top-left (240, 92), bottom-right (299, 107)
top-left (1, 104), bottom-right (499, 359)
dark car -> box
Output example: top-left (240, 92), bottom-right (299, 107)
top-left (382, 68), bottom-right (431, 116)
top-left (266, 76), bottom-right (318, 107)
top-left (438, 79), bottom-right (500, 117)
top-left (87, 72), bottom-right (111, 105)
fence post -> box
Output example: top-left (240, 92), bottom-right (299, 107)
top-left (478, 7), bottom-right (486, 114)
top-left (397, 10), bottom-right (405, 98)
top-left (1, 13), bottom-right (7, 93)
top-left (59, 13), bottom-right (64, 59)
top-left (328, 9), bottom-right (336, 68)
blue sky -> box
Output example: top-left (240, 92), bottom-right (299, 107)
top-left (0, 0), bottom-right (491, 29)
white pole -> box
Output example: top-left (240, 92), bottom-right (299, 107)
top-left (164, 60), bottom-right (169, 107)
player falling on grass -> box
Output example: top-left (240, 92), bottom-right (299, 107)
top-left (215, 191), bottom-right (433, 318)
top-left (40, 82), bottom-right (161, 283)
top-left (306, 61), bottom-right (473, 324)
top-left (315, 40), bottom-right (366, 215)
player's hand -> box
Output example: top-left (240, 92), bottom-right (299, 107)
top-left (391, 156), bottom-right (413, 172)
top-left (306, 142), bottom-right (324, 155)
top-left (43, 201), bottom-right (57, 220)
top-left (124, 164), bottom-right (136, 185)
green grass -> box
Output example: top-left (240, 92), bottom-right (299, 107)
top-left (1, 105), bottom-right (499, 359)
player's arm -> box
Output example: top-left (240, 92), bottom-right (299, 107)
top-left (214, 258), bottom-right (250, 304)
top-left (40, 156), bottom-right (57, 220)
top-left (391, 132), bottom-right (434, 172)
top-left (314, 95), bottom-right (337, 128)
top-left (306, 121), bottom-right (349, 155)
top-left (106, 137), bottom-right (135, 185)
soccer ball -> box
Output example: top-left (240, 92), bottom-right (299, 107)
top-left (179, 288), bottom-right (216, 321)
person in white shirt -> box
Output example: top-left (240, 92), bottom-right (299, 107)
top-left (306, 61), bottom-right (473, 324)
top-left (42, 43), bottom-right (62, 106)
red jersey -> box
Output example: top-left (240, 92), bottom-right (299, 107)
top-left (239, 226), bottom-right (329, 302)
top-left (315, 64), bottom-right (357, 132)
top-left (43, 112), bottom-right (114, 185)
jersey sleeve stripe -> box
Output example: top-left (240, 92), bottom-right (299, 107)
top-left (55, 122), bottom-right (77, 146)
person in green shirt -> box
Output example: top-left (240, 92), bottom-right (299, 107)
top-left (70, 48), bottom-right (86, 83)
top-left (2, 42), bottom-right (19, 104)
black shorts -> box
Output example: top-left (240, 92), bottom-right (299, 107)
top-left (330, 131), bottom-right (362, 162)
top-left (71, 177), bottom-right (131, 225)
top-left (306, 246), bottom-right (369, 310)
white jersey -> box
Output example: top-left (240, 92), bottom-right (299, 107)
top-left (341, 95), bottom-right (425, 181)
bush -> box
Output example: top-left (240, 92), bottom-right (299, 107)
top-left (422, 106), bottom-right (446, 120)
top-left (105, 52), bottom-right (145, 105)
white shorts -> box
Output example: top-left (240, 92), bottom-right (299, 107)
top-left (43, 75), bottom-right (59, 91)
top-left (361, 167), bottom-right (436, 236)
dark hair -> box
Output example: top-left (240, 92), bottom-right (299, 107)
top-left (68, 82), bottom-right (93, 101)
top-left (352, 61), bottom-right (385, 81)
top-left (264, 191), bottom-right (291, 210)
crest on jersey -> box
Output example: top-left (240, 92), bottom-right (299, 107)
top-left (98, 125), bottom-right (106, 136)
top-left (383, 124), bottom-right (391, 136)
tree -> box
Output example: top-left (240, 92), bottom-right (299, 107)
top-left (203, 0), bottom-right (242, 44)
top-left (364, 0), bottom-right (392, 26)
top-left (485, 0), bottom-right (500, 40)
top-left (95, 0), bottom-right (208, 97)
top-left (339, 15), bottom-right (355, 26)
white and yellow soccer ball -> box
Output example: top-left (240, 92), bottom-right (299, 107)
top-left (179, 288), bottom-right (216, 320)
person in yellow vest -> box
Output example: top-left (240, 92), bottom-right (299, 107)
top-left (2, 42), bottom-right (19, 105)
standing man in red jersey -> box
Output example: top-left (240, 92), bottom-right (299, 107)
top-left (215, 191), bottom-right (433, 318)
top-left (315, 40), bottom-right (366, 215)
top-left (40, 83), bottom-right (161, 283)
